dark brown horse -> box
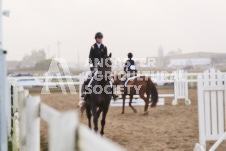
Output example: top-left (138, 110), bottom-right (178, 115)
top-left (113, 74), bottom-right (158, 115)
top-left (81, 53), bottom-right (112, 135)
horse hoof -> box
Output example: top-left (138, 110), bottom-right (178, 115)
top-left (144, 112), bottom-right (148, 115)
top-left (121, 112), bottom-right (124, 114)
top-left (134, 109), bottom-right (137, 113)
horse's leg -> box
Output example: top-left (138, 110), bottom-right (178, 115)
top-left (140, 93), bottom-right (149, 115)
top-left (86, 105), bottom-right (92, 128)
top-left (100, 108), bottom-right (109, 135)
top-left (97, 108), bottom-right (102, 118)
top-left (129, 95), bottom-right (137, 113)
top-left (122, 95), bottom-right (126, 114)
top-left (91, 106), bottom-right (98, 132)
top-left (145, 93), bottom-right (151, 112)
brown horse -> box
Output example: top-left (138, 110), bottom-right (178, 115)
top-left (112, 74), bottom-right (158, 115)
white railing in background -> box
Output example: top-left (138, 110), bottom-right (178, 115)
top-left (7, 70), bottom-right (199, 110)
top-left (194, 68), bottom-right (226, 151)
top-left (9, 85), bottom-right (126, 151)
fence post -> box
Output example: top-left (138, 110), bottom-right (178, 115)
top-left (0, 0), bottom-right (8, 149)
top-left (7, 82), bottom-right (12, 140)
top-left (197, 75), bottom-right (206, 149)
top-left (225, 75), bottom-right (226, 132)
top-left (185, 73), bottom-right (191, 105)
top-left (18, 88), bottom-right (29, 151)
top-left (12, 86), bottom-right (19, 150)
top-left (172, 79), bottom-right (178, 105)
top-left (13, 86), bottom-right (24, 151)
top-left (78, 72), bottom-right (85, 107)
top-left (10, 85), bottom-right (14, 140)
top-left (26, 96), bottom-right (40, 151)
top-left (0, 50), bottom-right (8, 151)
top-left (48, 111), bottom-right (78, 151)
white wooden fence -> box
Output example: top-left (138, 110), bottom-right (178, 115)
top-left (8, 69), bottom-right (226, 150)
top-left (9, 85), bottom-right (126, 151)
top-left (7, 70), bottom-right (197, 143)
top-left (172, 70), bottom-right (190, 105)
top-left (194, 68), bottom-right (226, 151)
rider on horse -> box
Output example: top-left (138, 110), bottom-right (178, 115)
top-left (121, 52), bottom-right (137, 93)
top-left (82, 32), bottom-right (118, 100)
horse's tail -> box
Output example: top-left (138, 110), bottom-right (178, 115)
top-left (147, 77), bottom-right (158, 107)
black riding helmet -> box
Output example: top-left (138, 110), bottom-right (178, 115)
top-left (128, 52), bottom-right (133, 59)
top-left (95, 32), bottom-right (103, 39)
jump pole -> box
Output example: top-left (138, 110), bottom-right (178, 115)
top-left (0, 0), bottom-right (8, 150)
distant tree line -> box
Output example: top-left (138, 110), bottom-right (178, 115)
top-left (22, 49), bottom-right (52, 70)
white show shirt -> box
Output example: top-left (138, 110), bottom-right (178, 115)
top-left (97, 43), bottom-right (101, 48)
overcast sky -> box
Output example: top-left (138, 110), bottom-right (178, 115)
top-left (2, 0), bottom-right (226, 63)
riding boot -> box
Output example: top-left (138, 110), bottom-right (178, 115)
top-left (109, 80), bottom-right (118, 101)
top-left (123, 85), bottom-right (127, 94)
top-left (121, 80), bottom-right (127, 94)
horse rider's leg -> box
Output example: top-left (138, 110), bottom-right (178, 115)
top-left (122, 95), bottom-right (126, 114)
top-left (100, 107), bottom-right (109, 135)
top-left (121, 74), bottom-right (127, 94)
top-left (82, 70), bottom-right (98, 100)
top-left (86, 105), bottom-right (92, 128)
top-left (91, 105), bottom-right (98, 132)
top-left (140, 92), bottom-right (149, 115)
top-left (129, 95), bottom-right (137, 113)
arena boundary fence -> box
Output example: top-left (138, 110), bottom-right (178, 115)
top-left (8, 85), bottom-right (126, 151)
top-left (7, 70), bottom-right (195, 107)
top-left (194, 68), bottom-right (226, 151)
top-left (7, 69), bottom-right (226, 150)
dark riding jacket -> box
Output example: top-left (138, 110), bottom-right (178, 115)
top-left (124, 59), bottom-right (137, 73)
top-left (89, 43), bottom-right (107, 70)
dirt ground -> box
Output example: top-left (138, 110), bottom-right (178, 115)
top-left (31, 88), bottom-right (226, 151)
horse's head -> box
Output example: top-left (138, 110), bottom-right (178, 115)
top-left (98, 53), bottom-right (112, 80)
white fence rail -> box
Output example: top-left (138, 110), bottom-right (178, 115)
top-left (9, 85), bottom-right (126, 151)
